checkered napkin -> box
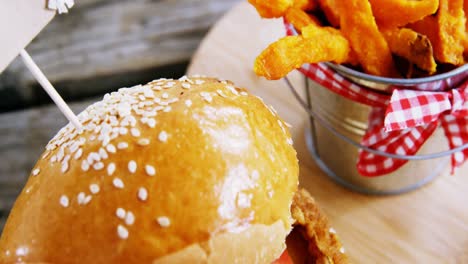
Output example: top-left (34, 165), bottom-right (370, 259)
top-left (298, 63), bottom-right (468, 176)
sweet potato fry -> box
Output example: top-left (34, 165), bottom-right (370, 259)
top-left (382, 27), bottom-right (437, 74)
top-left (336, 0), bottom-right (397, 77)
top-left (254, 25), bottom-right (351, 80)
top-left (285, 7), bottom-right (321, 32)
top-left (293, 0), bottom-right (318, 11)
top-left (464, 0), bottom-right (468, 58)
top-left (409, 0), bottom-right (465, 65)
top-left (368, 0), bottom-right (439, 28)
top-left (248, 0), bottom-right (293, 18)
top-left (317, 0), bottom-right (340, 27)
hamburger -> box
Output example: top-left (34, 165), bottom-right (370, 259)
top-left (0, 76), bottom-right (347, 263)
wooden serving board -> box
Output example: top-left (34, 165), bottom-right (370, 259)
top-left (187, 2), bottom-right (468, 263)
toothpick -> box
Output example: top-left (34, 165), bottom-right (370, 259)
top-left (19, 49), bottom-right (82, 130)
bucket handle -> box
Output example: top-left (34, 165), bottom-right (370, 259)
top-left (284, 76), bottom-right (468, 161)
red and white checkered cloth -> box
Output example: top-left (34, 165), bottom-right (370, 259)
top-left (299, 63), bottom-right (468, 176)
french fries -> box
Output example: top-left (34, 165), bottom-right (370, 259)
top-left (293, 0), bottom-right (318, 11)
top-left (382, 27), bottom-right (437, 74)
top-left (463, 0), bottom-right (468, 59)
top-left (254, 25), bottom-right (351, 80)
top-left (285, 7), bottom-right (321, 32)
top-left (248, 0), bottom-right (293, 18)
top-left (249, 0), bottom-right (468, 80)
top-left (249, 0), bottom-right (318, 18)
top-left (317, 0), bottom-right (340, 27)
top-left (368, 0), bottom-right (439, 28)
top-left (410, 0), bottom-right (465, 65)
top-left (336, 0), bottom-right (397, 77)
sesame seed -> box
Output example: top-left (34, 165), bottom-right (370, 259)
top-left (217, 90), bottom-right (227, 98)
top-left (81, 160), bottom-right (90, 171)
top-left (99, 148), bottom-right (108, 159)
top-left (329, 228), bottom-right (336, 234)
top-left (157, 216), bottom-right (171, 227)
top-left (138, 187), bottom-right (148, 201)
top-left (117, 142), bottom-right (129, 149)
top-left (145, 165), bottom-right (156, 176)
top-left (59, 195), bottom-right (69, 208)
top-left (70, 143), bottom-right (79, 153)
top-left (93, 162), bottom-right (105, 170)
top-left (287, 138), bottom-right (293, 145)
top-left (106, 144), bottom-right (116, 153)
top-left (74, 148), bottom-right (83, 159)
top-left (147, 118), bottom-right (156, 128)
top-left (185, 100), bottom-right (192, 107)
top-left (340, 247), bottom-right (346, 254)
top-left (88, 152), bottom-right (101, 164)
top-left (181, 83), bottom-right (191, 89)
top-left (77, 192), bottom-right (86, 204)
top-left (116, 208), bottom-right (126, 219)
top-left (107, 163), bottom-right (116, 176)
top-left (130, 128), bottom-right (141, 137)
top-left (200, 92), bottom-right (212, 102)
top-left (137, 138), bottom-right (150, 146)
top-left (240, 91), bottom-right (248, 96)
top-left (113, 178), bottom-right (124, 189)
top-left (83, 195), bottom-right (92, 204)
top-left (119, 127), bottom-right (128, 135)
top-left (165, 82), bottom-right (175, 88)
top-left (128, 160), bottom-right (137, 173)
top-left (15, 247), bottom-right (28, 257)
top-left (61, 161), bottom-right (69, 173)
top-left (195, 79), bottom-right (205, 85)
top-left (117, 225), bottom-right (129, 239)
top-left (162, 93), bottom-right (169, 99)
top-left (158, 131), bottom-right (168, 142)
top-left (226, 85), bottom-right (239, 95)
top-left (125, 211), bottom-right (135, 225)
top-left (32, 168), bottom-right (41, 176)
top-left (163, 106), bottom-right (172, 112)
top-left (90, 184), bottom-right (100, 194)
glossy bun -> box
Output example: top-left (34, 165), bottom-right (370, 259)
top-left (0, 77), bottom-right (299, 263)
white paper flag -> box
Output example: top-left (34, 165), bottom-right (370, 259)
top-left (0, 0), bottom-right (55, 73)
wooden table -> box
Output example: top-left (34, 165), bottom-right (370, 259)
top-left (187, 3), bottom-right (468, 263)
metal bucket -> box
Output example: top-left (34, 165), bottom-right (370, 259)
top-left (286, 64), bottom-right (468, 195)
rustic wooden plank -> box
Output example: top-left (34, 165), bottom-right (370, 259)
top-left (0, 0), bottom-right (238, 110)
top-left (0, 98), bottom-right (95, 230)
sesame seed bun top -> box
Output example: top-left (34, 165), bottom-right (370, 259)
top-left (0, 76), bottom-right (299, 263)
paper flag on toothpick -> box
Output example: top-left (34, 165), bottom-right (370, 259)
top-left (0, 0), bottom-right (55, 73)
top-left (48, 0), bottom-right (75, 14)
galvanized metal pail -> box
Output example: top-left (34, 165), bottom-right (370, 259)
top-left (286, 64), bottom-right (468, 195)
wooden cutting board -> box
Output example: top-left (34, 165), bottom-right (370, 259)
top-left (187, 2), bottom-right (468, 263)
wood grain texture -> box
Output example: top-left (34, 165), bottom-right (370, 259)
top-left (0, 0), bottom-right (238, 110)
top-left (187, 3), bottom-right (468, 263)
top-left (0, 99), bottom-right (93, 229)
